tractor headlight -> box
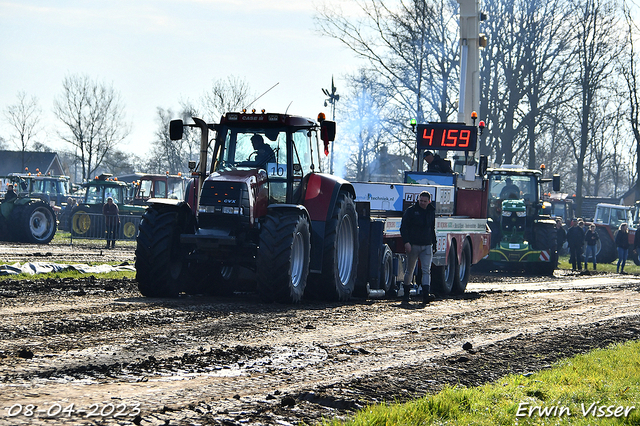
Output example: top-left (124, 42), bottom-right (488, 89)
top-left (222, 206), bottom-right (241, 215)
top-left (516, 211), bottom-right (527, 217)
top-left (502, 210), bottom-right (512, 217)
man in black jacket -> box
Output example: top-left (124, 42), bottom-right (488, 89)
top-left (566, 219), bottom-right (585, 271)
top-left (4, 184), bottom-right (17, 201)
top-left (400, 190), bottom-right (437, 304)
top-left (424, 151), bottom-right (453, 173)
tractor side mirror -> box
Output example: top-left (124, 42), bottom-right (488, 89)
top-left (170, 120), bottom-right (184, 141)
top-left (552, 174), bottom-right (560, 192)
top-left (320, 120), bottom-right (336, 143)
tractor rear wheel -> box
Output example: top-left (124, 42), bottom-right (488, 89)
top-left (12, 201), bottom-right (57, 244)
top-left (308, 192), bottom-right (359, 301)
top-left (595, 227), bottom-right (616, 264)
top-left (257, 211), bottom-right (310, 303)
top-left (71, 207), bottom-right (93, 237)
top-left (135, 204), bottom-right (195, 298)
top-left (120, 218), bottom-right (139, 240)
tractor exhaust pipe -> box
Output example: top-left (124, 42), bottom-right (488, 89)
top-left (191, 117), bottom-right (209, 213)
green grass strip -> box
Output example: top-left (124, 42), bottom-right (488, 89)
top-left (0, 269), bottom-right (135, 281)
top-left (324, 340), bottom-right (640, 425)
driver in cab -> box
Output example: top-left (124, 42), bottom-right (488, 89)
top-left (499, 177), bottom-right (520, 199)
top-left (249, 134), bottom-right (275, 168)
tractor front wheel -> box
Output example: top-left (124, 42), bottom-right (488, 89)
top-left (135, 204), bottom-right (194, 298)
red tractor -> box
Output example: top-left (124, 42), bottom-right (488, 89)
top-left (135, 111), bottom-right (359, 303)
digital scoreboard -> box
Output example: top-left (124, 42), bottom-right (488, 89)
top-left (416, 123), bottom-right (478, 152)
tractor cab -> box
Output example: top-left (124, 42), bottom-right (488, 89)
top-left (483, 167), bottom-right (559, 270)
top-left (210, 112), bottom-right (330, 205)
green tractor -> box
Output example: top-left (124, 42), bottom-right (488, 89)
top-left (70, 174), bottom-right (146, 240)
top-left (481, 166), bottom-right (560, 275)
top-left (0, 180), bottom-right (57, 244)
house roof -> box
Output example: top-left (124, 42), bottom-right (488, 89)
top-left (0, 151), bottom-right (65, 176)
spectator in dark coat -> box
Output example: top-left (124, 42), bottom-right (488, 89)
top-left (399, 190), bottom-right (437, 305)
top-left (584, 223), bottom-right (599, 270)
top-left (4, 184), bottom-right (17, 201)
top-left (615, 223), bottom-right (630, 274)
top-left (556, 218), bottom-right (567, 255)
top-left (423, 151), bottom-right (453, 173)
top-left (566, 219), bottom-right (585, 271)
top-left (102, 197), bottom-right (120, 249)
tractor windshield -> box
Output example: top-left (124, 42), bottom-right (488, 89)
top-left (216, 129), bottom-right (287, 173)
top-left (489, 174), bottom-right (537, 202)
top-left (86, 185), bottom-right (123, 204)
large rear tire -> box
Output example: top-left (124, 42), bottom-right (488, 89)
top-left (308, 192), bottom-right (359, 301)
top-left (135, 204), bottom-right (195, 298)
top-left (257, 211), bottom-right (311, 303)
top-left (595, 228), bottom-right (616, 264)
top-left (13, 201), bottom-right (57, 244)
top-left (71, 207), bottom-right (93, 237)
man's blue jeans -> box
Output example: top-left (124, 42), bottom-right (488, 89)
top-left (404, 244), bottom-right (433, 293)
top-left (584, 245), bottom-right (596, 269)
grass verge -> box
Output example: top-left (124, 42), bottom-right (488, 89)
top-left (323, 340), bottom-right (640, 425)
top-left (0, 269), bottom-right (136, 282)
top-left (51, 231), bottom-right (137, 248)
top-left (557, 254), bottom-right (640, 275)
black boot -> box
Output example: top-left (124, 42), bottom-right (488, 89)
top-left (422, 286), bottom-right (436, 304)
top-left (402, 285), bottom-right (412, 304)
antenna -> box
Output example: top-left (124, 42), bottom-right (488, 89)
top-left (244, 82), bottom-right (280, 110)
top-left (285, 101), bottom-right (293, 114)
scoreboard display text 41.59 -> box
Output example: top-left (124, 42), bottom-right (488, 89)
top-left (416, 123), bottom-right (477, 152)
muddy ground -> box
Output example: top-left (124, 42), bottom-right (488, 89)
top-left (1, 242), bottom-right (640, 425)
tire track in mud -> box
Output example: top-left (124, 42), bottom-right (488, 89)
top-left (1, 274), bottom-right (640, 424)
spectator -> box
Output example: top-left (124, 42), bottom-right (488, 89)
top-left (566, 219), bottom-right (585, 271)
top-left (102, 197), bottom-right (120, 249)
top-left (399, 190), bottom-right (437, 305)
top-left (615, 223), bottom-right (630, 274)
top-left (423, 151), bottom-right (453, 173)
top-left (556, 217), bottom-right (567, 257)
top-left (584, 223), bottom-right (599, 270)
top-left (4, 184), bottom-right (17, 201)
top-left (634, 229), bottom-right (640, 266)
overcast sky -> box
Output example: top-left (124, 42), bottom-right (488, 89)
top-left (0, 0), bottom-right (362, 158)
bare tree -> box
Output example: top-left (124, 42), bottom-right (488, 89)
top-left (621, 2), bottom-right (640, 201)
top-left (316, 0), bottom-right (459, 150)
top-left (54, 74), bottom-right (130, 181)
top-left (147, 103), bottom-right (205, 175)
top-left (201, 76), bottom-right (254, 123)
top-left (571, 0), bottom-right (623, 216)
top-left (4, 91), bottom-right (42, 170)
